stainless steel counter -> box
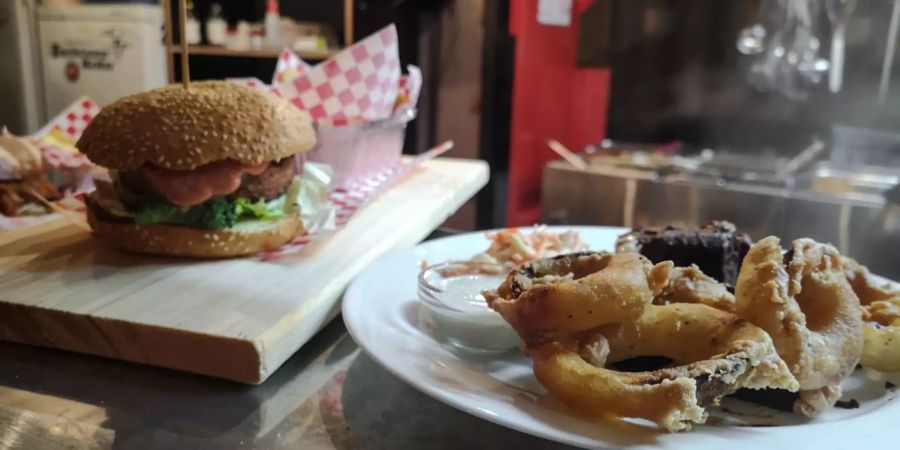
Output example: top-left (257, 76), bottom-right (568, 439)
top-left (0, 317), bottom-right (577, 450)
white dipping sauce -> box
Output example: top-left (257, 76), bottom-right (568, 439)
top-left (420, 273), bottom-right (520, 352)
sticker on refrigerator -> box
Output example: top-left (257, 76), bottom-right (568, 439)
top-left (38, 4), bottom-right (166, 116)
top-left (48, 28), bottom-right (132, 72)
top-left (537, 0), bottom-right (573, 27)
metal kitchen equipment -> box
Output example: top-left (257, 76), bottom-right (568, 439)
top-left (541, 143), bottom-right (900, 278)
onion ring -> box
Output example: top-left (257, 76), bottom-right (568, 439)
top-left (735, 237), bottom-right (863, 415)
top-left (843, 257), bottom-right (900, 372)
top-left (843, 257), bottom-right (900, 304)
top-left (485, 252), bottom-right (671, 342)
top-left (655, 265), bottom-right (735, 313)
top-left (530, 303), bottom-right (798, 432)
top-left (861, 319), bottom-right (900, 373)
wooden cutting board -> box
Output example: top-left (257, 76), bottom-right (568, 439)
top-left (0, 157), bottom-right (488, 384)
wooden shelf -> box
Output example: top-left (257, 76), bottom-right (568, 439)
top-left (168, 45), bottom-right (334, 60)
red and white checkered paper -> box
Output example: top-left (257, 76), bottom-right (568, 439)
top-left (39, 141), bottom-right (92, 170)
top-left (398, 65), bottom-right (422, 107)
top-left (259, 141), bottom-right (452, 260)
top-left (2, 141), bottom-right (453, 257)
top-left (31, 98), bottom-right (95, 173)
top-left (238, 66), bottom-right (419, 129)
top-left (36, 96), bottom-right (101, 141)
top-left (272, 50), bottom-right (311, 83)
top-left (274, 25), bottom-right (401, 126)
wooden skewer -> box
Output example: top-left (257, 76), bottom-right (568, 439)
top-left (547, 139), bottom-right (587, 170)
top-left (162, 0), bottom-right (174, 83)
top-left (179, 0), bottom-right (191, 88)
top-left (343, 0), bottom-right (354, 45)
top-left (26, 190), bottom-right (91, 232)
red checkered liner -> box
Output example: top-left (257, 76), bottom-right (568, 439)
top-left (272, 50), bottom-right (310, 84)
top-left (398, 65), bottom-right (422, 106)
top-left (260, 142), bottom-right (452, 260)
top-left (274, 48), bottom-right (419, 116)
top-left (1, 158), bottom-right (403, 235)
top-left (39, 143), bottom-right (92, 169)
top-left (38, 97), bottom-right (101, 141)
top-left (275, 25), bottom-right (401, 124)
top-left (3, 144), bottom-right (454, 260)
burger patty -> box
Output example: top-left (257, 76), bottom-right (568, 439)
top-left (232, 157), bottom-right (296, 200)
top-left (118, 158), bottom-right (296, 207)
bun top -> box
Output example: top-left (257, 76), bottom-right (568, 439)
top-left (0, 134), bottom-right (43, 180)
top-left (76, 81), bottom-right (315, 171)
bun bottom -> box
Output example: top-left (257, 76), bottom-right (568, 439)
top-left (87, 202), bottom-right (303, 258)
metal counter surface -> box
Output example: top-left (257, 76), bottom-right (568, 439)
top-left (0, 318), bottom-right (576, 450)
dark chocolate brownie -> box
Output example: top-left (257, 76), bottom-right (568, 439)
top-left (616, 221), bottom-right (753, 288)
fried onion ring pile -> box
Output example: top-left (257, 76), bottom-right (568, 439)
top-left (485, 232), bottom-right (888, 431)
top-left (486, 252), bottom-right (798, 432)
top-left (529, 304), bottom-right (798, 432)
top-left (485, 252), bottom-right (671, 342)
top-left (843, 257), bottom-right (900, 373)
top-left (735, 237), bottom-right (863, 416)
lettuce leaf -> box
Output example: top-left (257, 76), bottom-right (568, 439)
top-left (134, 196), bottom-right (238, 230)
top-left (234, 198), bottom-right (285, 220)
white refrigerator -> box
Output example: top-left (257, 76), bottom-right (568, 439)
top-left (37, 3), bottom-right (167, 120)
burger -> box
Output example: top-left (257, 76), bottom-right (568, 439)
top-left (77, 81), bottom-right (316, 257)
top-left (0, 132), bottom-right (61, 216)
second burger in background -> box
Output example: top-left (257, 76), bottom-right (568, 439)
top-left (77, 81), bottom-right (316, 257)
top-left (0, 132), bottom-right (62, 217)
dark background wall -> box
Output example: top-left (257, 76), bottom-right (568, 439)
top-left (579, 0), bottom-right (900, 157)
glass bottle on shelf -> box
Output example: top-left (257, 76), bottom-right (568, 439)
top-left (206, 3), bottom-right (227, 46)
top-left (185, 1), bottom-right (201, 45)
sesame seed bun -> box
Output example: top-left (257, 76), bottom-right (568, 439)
top-left (87, 200), bottom-right (304, 258)
top-left (76, 81), bottom-right (315, 171)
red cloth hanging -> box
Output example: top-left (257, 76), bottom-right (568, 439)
top-left (506, 0), bottom-right (610, 226)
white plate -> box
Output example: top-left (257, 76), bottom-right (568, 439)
top-left (342, 226), bottom-right (900, 449)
